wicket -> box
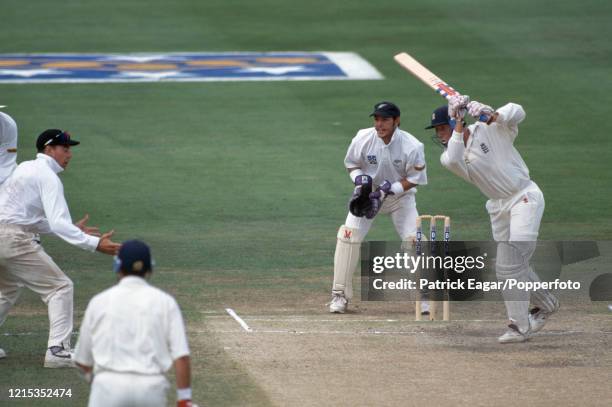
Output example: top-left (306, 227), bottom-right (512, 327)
top-left (415, 215), bottom-right (451, 321)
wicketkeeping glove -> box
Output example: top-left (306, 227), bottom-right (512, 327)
top-left (348, 175), bottom-right (373, 217)
top-left (365, 180), bottom-right (392, 219)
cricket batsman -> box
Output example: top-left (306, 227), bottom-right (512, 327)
top-left (427, 96), bottom-right (559, 343)
top-left (329, 101), bottom-right (427, 313)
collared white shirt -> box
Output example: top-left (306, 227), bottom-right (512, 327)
top-left (344, 127), bottom-right (427, 195)
top-left (73, 276), bottom-right (190, 375)
top-left (0, 153), bottom-right (99, 251)
top-left (0, 112), bottom-right (18, 185)
top-left (440, 103), bottom-right (532, 200)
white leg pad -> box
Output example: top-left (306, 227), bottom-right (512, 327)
top-left (332, 225), bottom-right (362, 300)
top-left (528, 266), bottom-right (559, 312)
top-left (496, 242), bottom-right (531, 331)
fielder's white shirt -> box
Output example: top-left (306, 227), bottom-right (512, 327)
top-left (345, 127), bottom-right (427, 195)
top-left (0, 112), bottom-right (18, 185)
top-left (440, 103), bottom-right (531, 200)
top-left (73, 276), bottom-right (190, 375)
top-left (0, 153), bottom-right (99, 251)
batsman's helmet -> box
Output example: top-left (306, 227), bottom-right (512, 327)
top-left (425, 106), bottom-right (451, 129)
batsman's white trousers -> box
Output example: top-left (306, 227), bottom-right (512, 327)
top-left (486, 181), bottom-right (552, 329)
top-left (88, 371), bottom-right (169, 407)
top-left (0, 224), bottom-right (74, 349)
top-left (486, 181), bottom-right (545, 242)
top-left (344, 192), bottom-right (419, 242)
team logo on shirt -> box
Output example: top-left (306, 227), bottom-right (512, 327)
top-left (367, 155), bottom-right (377, 164)
top-left (480, 143), bottom-right (490, 154)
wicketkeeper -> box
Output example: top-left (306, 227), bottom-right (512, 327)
top-left (329, 102), bottom-right (427, 313)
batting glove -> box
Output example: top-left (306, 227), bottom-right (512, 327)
top-left (467, 101), bottom-right (494, 120)
top-left (448, 94), bottom-right (470, 119)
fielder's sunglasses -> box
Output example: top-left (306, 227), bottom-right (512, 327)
top-left (44, 131), bottom-right (73, 146)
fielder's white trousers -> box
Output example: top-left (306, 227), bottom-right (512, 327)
top-left (0, 224), bottom-right (74, 349)
top-left (88, 371), bottom-right (169, 407)
top-left (344, 192), bottom-right (419, 242)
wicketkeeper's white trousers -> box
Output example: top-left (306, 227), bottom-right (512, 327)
top-left (0, 224), bottom-right (74, 349)
top-left (88, 371), bottom-right (169, 407)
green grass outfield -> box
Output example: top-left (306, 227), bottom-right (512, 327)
top-left (1, 0), bottom-right (611, 405)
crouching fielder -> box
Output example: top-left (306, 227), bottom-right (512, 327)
top-left (74, 240), bottom-right (197, 407)
top-left (428, 97), bottom-right (559, 343)
top-left (329, 102), bottom-right (427, 313)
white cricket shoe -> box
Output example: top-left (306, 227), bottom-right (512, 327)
top-left (329, 293), bottom-right (348, 313)
top-left (529, 304), bottom-right (559, 333)
top-left (44, 346), bottom-right (74, 368)
top-left (498, 323), bottom-right (531, 344)
top-left (0, 347), bottom-right (6, 359)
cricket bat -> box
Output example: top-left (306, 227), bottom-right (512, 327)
top-left (393, 52), bottom-right (488, 121)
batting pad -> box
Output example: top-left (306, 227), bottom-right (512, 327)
top-left (333, 225), bottom-right (361, 299)
top-left (495, 242), bottom-right (532, 330)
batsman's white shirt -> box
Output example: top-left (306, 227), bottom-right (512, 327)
top-left (0, 112), bottom-right (18, 185)
top-left (73, 276), bottom-right (190, 374)
top-left (440, 103), bottom-right (531, 200)
top-left (345, 127), bottom-right (427, 194)
top-left (0, 153), bottom-right (99, 251)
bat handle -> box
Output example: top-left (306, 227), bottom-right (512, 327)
top-left (479, 114), bottom-right (489, 123)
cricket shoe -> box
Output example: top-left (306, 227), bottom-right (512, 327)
top-left (44, 346), bottom-right (74, 368)
top-left (0, 347), bottom-right (6, 359)
top-left (529, 303), bottom-right (560, 333)
top-left (498, 323), bottom-right (531, 344)
top-left (329, 293), bottom-right (348, 313)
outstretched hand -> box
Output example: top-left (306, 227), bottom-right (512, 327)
top-left (75, 214), bottom-right (101, 237)
top-left (96, 230), bottom-right (121, 255)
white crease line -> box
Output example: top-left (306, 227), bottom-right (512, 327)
top-left (225, 308), bottom-right (253, 332)
top-left (208, 316), bottom-right (504, 323)
top-left (196, 329), bottom-right (612, 336)
top-left (2, 332), bottom-right (78, 337)
top-left (4, 329), bottom-right (608, 338)
top-left (196, 329), bottom-right (423, 335)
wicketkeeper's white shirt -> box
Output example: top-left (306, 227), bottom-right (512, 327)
top-left (0, 153), bottom-right (99, 251)
top-left (440, 103), bottom-right (532, 200)
top-left (344, 127), bottom-right (427, 195)
top-left (0, 112), bottom-right (18, 185)
top-left (73, 276), bottom-right (190, 375)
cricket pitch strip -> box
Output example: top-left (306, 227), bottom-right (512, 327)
top-left (200, 299), bottom-right (611, 407)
